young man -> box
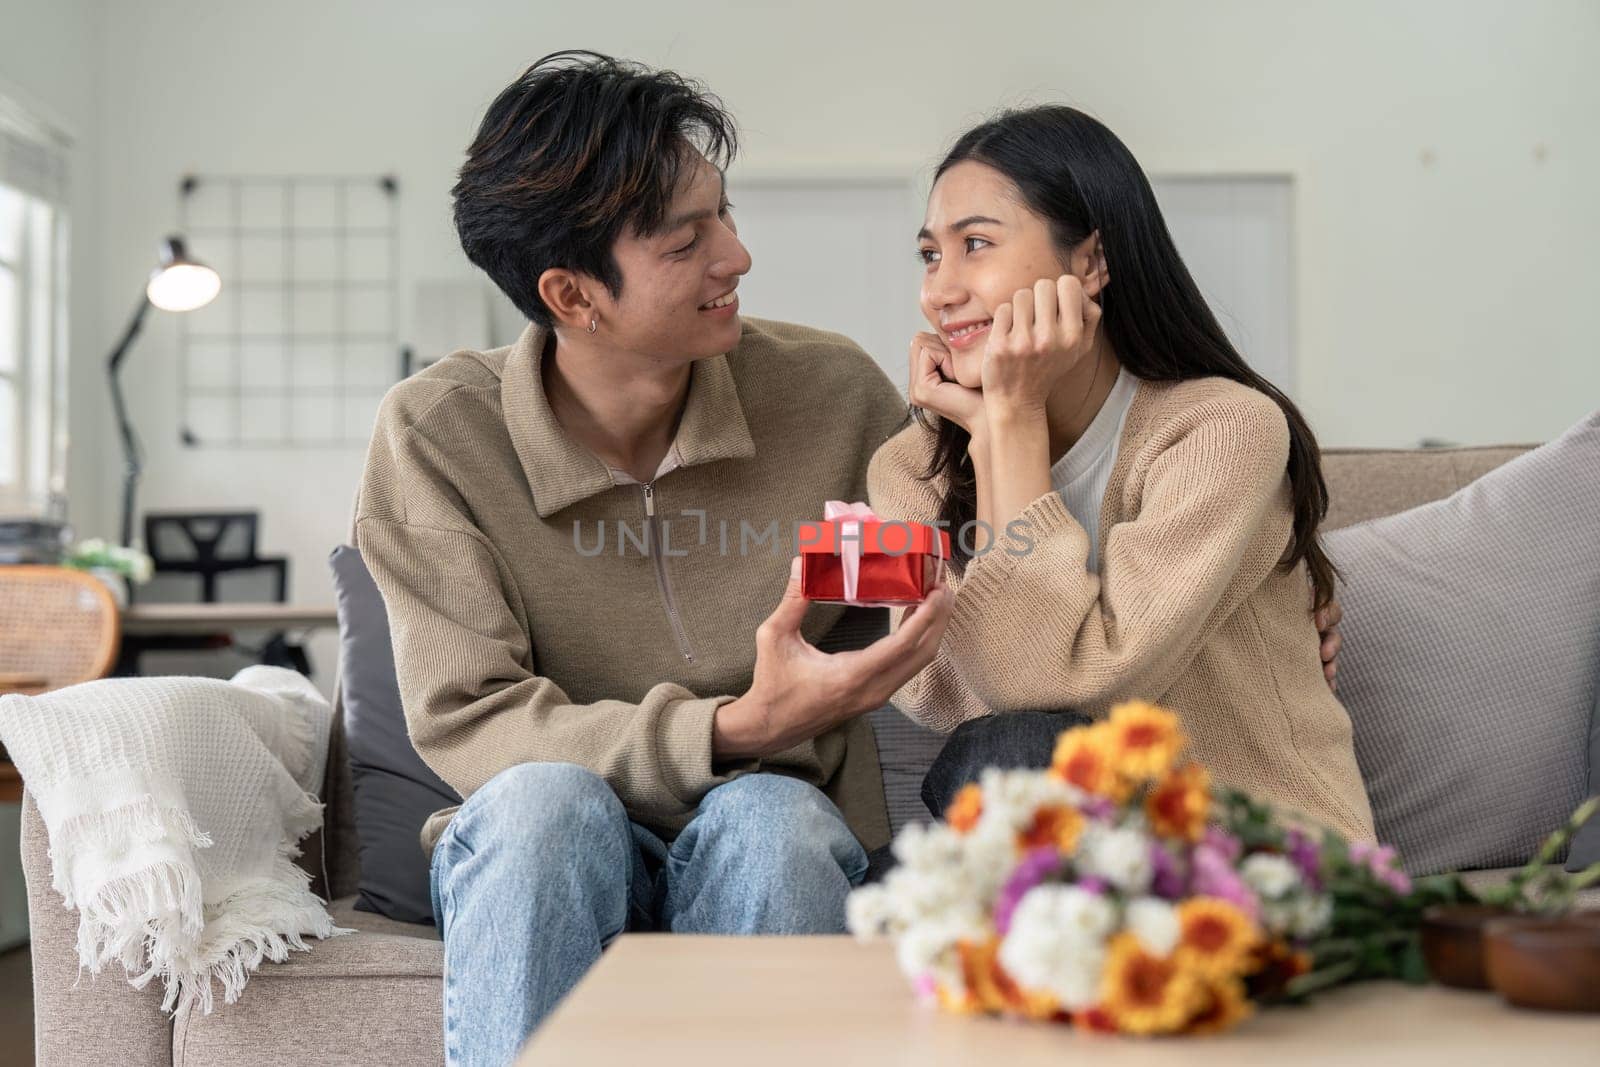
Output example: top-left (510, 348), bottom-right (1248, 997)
top-left (355, 51), bottom-right (953, 1063)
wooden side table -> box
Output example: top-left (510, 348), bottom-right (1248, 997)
top-left (518, 935), bottom-right (1600, 1065)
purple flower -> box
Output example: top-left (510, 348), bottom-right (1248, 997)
top-left (994, 847), bottom-right (1064, 935)
top-left (1350, 840), bottom-right (1412, 895)
top-left (1077, 876), bottom-right (1110, 896)
top-left (1149, 842), bottom-right (1188, 900)
top-left (1286, 828), bottom-right (1324, 892)
top-left (1202, 827), bottom-right (1243, 864)
top-left (1191, 844), bottom-right (1260, 921)
top-left (1081, 796), bottom-right (1117, 821)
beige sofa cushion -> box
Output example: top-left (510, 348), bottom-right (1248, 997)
top-left (171, 896), bottom-right (442, 1066)
top-left (1322, 445), bottom-right (1531, 531)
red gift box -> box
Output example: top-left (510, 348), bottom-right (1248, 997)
top-left (798, 502), bottom-right (950, 606)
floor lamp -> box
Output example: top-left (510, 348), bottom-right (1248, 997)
top-left (107, 236), bottom-right (221, 547)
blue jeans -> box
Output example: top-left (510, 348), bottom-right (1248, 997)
top-left (429, 762), bottom-right (868, 1066)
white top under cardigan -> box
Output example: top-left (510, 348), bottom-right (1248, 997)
top-left (1048, 367), bottom-right (1140, 573)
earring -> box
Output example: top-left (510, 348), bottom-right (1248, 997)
top-left (587, 317), bottom-right (598, 334)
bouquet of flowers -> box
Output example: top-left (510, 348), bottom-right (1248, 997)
top-left (846, 701), bottom-right (1476, 1036)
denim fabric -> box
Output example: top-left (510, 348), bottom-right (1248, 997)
top-left (429, 763), bottom-right (867, 1066)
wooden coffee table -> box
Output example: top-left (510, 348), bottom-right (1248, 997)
top-left (517, 935), bottom-right (1600, 1065)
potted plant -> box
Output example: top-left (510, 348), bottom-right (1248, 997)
top-left (62, 538), bottom-right (154, 608)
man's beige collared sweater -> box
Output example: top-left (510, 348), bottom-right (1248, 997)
top-left (867, 376), bottom-right (1377, 842)
top-left (356, 317), bottom-right (907, 854)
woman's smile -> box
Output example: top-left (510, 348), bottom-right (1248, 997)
top-left (943, 318), bottom-right (993, 350)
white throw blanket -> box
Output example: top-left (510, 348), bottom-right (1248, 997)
top-left (0, 666), bottom-right (351, 1014)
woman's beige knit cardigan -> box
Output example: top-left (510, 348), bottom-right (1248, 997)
top-left (868, 376), bottom-right (1376, 842)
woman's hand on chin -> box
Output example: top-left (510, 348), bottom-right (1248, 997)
top-left (909, 331), bottom-right (986, 440)
top-left (980, 274), bottom-right (1101, 418)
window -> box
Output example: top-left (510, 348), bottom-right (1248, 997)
top-left (0, 98), bottom-right (70, 518)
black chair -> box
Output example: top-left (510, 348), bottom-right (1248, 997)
top-left (116, 511), bottom-right (310, 675)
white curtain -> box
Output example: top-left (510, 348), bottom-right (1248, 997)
top-left (0, 93), bottom-right (71, 520)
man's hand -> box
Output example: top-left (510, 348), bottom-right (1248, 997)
top-left (1316, 598), bottom-right (1343, 692)
top-left (714, 557), bottom-right (954, 759)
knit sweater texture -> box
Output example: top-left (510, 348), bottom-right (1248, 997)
top-left (357, 318), bottom-right (908, 854)
top-left (867, 376), bottom-right (1376, 842)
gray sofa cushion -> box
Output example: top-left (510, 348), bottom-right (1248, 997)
top-left (329, 545), bottom-right (460, 925)
top-left (171, 903), bottom-right (443, 1066)
top-left (1327, 411), bottom-right (1600, 876)
top-left (813, 605), bottom-right (949, 837)
top-left (867, 704), bottom-right (946, 837)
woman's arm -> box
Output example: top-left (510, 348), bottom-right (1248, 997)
top-left (976, 275), bottom-right (1101, 538)
top-left (968, 427), bottom-right (998, 554)
top-left (980, 406), bottom-right (1053, 541)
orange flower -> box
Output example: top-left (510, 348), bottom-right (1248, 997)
top-left (1019, 804), bottom-right (1086, 854)
top-left (1175, 898), bottom-right (1261, 980)
top-left (947, 783), bottom-right (983, 834)
top-left (957, 938), bottom-right (1058, 1020)
top-left (1071, 1006), bottom-right (1119, 1033)
top-left (1050, 724), bottom-right (1128, 800)
top-left (1184, 976), bottom-right (1254, 1035)
top-left (1245, 940), bottom-right (1313, 999)
top-left (1146, 762), bottom-right (1212, 843)
top-left (1103, 701), bottom-right (1186, 782)
top-left (1098, 932), bottom-right (1203, 1035)
top-left (936, 982), bottom-right (982, 1016)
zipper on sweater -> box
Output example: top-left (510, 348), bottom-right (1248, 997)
top-left (643, 481), bottom-right (695, 663)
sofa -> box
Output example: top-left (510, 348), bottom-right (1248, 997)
top-left (20, 441), bottom-right (1600, 1066)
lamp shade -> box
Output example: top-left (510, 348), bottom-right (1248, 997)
top-left (145, 235), bottom-right (220, 312)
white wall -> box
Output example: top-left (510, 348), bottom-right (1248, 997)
top-left (8, 0), bottom-right (1598, 692)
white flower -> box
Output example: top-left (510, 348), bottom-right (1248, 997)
top-left (1078, 825), bottom-right (1154, 894)
top-left (961, 819), bottom-right (1021, 901)
top-left (1291, 893), bottom-right (1333, 939)
top-left (1125, 897), bottom-right (1180, 957)
top-left (997, 886), bottom-right (1113, 1010)
top-left (1259, 898), bottom-right (1296, 937)
top-left (975, 766), bottom-right (1085, 833)
top-left (1240, 854), bottom-right (1300, 901)
top-left (891, 821), bottom-right (964, 869)
top-left (125, 549), bottom-right (154, 583)
top-left (846, 885), bottom-right (893, 939)
top-left (895, 915), bottom-right (984, 989)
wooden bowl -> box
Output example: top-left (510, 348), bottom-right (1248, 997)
top-left (1419, 905), bottom-right (1517, 989)
top-left (1484, 916), bottom-right (1600, 1012)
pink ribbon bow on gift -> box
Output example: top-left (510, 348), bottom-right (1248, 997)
top-left (824, 500), bottom-right (878, 604)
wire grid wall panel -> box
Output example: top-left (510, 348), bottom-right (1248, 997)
top-left (177, 174), bottom-right (401, 448)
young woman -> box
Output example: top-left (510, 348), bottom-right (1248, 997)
top-left (867, 106), bottom-right (1374, 842)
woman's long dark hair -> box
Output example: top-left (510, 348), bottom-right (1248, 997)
top-left (919, 106), bottom-right (1338, 608)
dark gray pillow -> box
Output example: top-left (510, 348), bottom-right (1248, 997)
top-left (1566, 653), bottom-right (1600, 872)
top-left (329, 545), bottom-right (460, 924)
top-left (1327, 411), bottom-right (1600, 876)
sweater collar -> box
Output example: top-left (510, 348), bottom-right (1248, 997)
top-left (502, 322), bottom-right (756, 518)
